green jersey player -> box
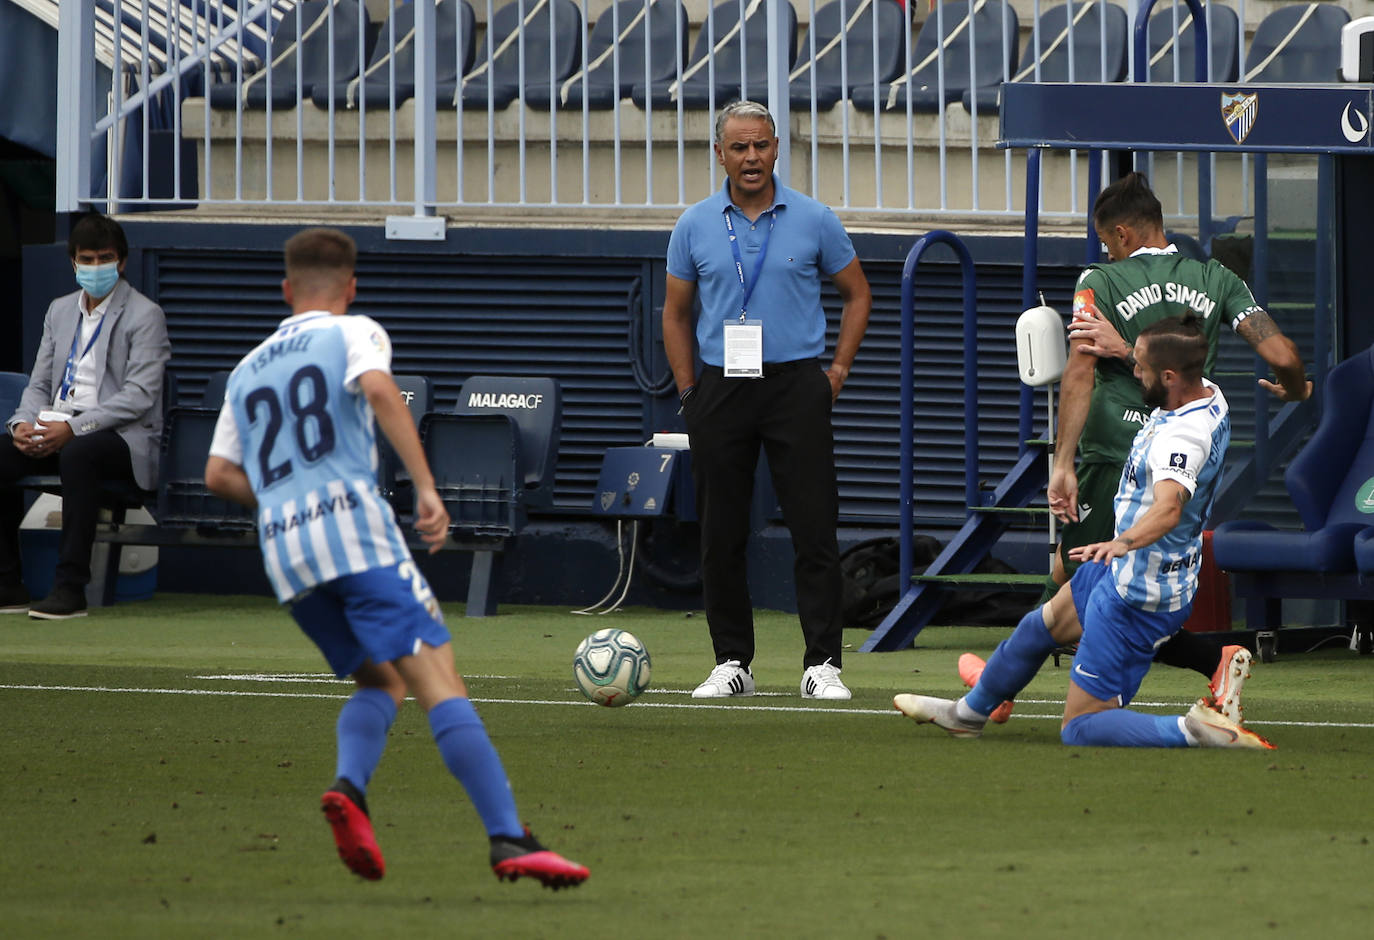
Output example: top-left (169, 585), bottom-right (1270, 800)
top-left (958, 173), bottom-right (1311, 728)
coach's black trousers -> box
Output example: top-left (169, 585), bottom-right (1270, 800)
top-left (683, 362), bottom-right (843, 669)
top-left (0, 430), bottom-right (138, 592)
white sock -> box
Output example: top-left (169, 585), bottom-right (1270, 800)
top-left (954, 697), bottom-right (985, 724)
top-left (1178, 715), bottom-right (1199, 747)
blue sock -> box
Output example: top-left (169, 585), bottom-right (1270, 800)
top-left (1061, 710), bottom-right (1189, 747)
top-left (335, 687), bottom-right (397, 792)
top-left (428, 697), bottom-right (523, 839)
top-left (964, 605), bottom-right (1057, 716)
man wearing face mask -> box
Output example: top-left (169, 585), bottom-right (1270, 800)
top-left (0, 213), bottom-right (170, 619)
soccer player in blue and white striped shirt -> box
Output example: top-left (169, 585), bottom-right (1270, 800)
top-left (206, 228), bottom-right (590, 886)
top-left (896, 314), bottom-right (1274, 749)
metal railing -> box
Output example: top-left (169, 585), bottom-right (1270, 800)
top-left (50, 0), bottom-right (1275, 229)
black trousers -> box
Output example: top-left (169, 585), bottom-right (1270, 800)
top-left (683, 362), bottom-right (843, 669)
top-left (0, 430), bottom-right (138, 592)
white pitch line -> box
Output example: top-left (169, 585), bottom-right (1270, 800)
top-left (0, 682), bottom-right (1372, 729)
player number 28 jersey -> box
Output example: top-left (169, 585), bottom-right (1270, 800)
top-left (209, 311), bottom-right (414, 602)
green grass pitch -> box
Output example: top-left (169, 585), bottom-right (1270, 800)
top-left (1, 595), bottom-right (1370, 938)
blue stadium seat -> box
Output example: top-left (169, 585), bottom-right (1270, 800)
top-left (1214, 345), bottom-right (1374, 575)
top-left (312, 0), bottom-right (476, 110)
top-left (157, 405), bottom-right (256, 534)
top-left (1147, 2), bottom-right (1239, 82)
top-left (964, 1), bottom-right (1126, 113)
top-left (524, 0), bottom-right (690, 110)
top-left (421, 375), bottom-right (561, 616)
top-left (789, 0), bottom-right (906, 111)
top-left (208, 0), bottom-right (370, 110)
top-left (437, 0), bottom-right (583, 111)
top-left (454, 375), bottom-right (561, 511)
top-left (1356, 527), bottom-right (1374, 576)
top-left (1243, 2), bottom-right (1351, 82)
top-left (630, 0), bottom-right (797, 109)
top-left (377, 374), bottom-right (434, 516)
top-left (201, 370), bottom-right (231, 409)
top-left (0, 371), bottom-right (27, 423)
top-left (850, 0), bottom-right (1017, 113)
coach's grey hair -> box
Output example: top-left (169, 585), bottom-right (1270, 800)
top-left (714, 100), bottom-right (776, 144)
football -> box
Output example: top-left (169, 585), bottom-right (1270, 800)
top-left (573, 629), bottom-right (652, 707)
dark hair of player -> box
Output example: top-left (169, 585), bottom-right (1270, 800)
top-left (284, 227), bottom-right (357, 296)
top-left (1140, 312), bottom-right (1208, 381)
top-left (1093, 171), bottom-right (1165, 235)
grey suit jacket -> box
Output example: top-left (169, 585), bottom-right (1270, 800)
top-left (9, 280), bottom-right (171, 490)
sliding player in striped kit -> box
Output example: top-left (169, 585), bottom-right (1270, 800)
top-left (896, 314), bottom-right (1274, 749)
top-left (961, 172), bottom-right (1311, 729)
top-left (205, 227), bottom-right (588, 888)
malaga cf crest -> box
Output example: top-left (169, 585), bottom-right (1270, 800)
top-left (1221, 92), bottom-right (1258, 144)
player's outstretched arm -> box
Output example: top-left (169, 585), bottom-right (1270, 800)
top-left (359, 370), bottom-right (449, 554)
top-left (1236, 310), bottom-right (1311, 402)
top-left (1068, 479), bottom-right (1189, 564)
top-left (205, 456), bottom-right (258, 509)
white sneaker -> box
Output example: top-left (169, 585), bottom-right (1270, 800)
top-left (800, 659), bottom-right (851, 700)
top-left (892, 694), bottom-right (985, 739)
top-left (692, 660), bottom-right (755, 698)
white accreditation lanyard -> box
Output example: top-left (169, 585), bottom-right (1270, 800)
top-left (722, 208), bottom-right (773, 378)
top-left (58, 309), bottom-right (105, 404)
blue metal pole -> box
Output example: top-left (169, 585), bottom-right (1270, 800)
top-left (1316, 154), bottom-right (1334, 387)
top-left (1253, 152), bottom-right (1270, 472)
top-left (898, 239), bottom-right (920, 594)
top-left (897, 230), bottom-right (977, 589)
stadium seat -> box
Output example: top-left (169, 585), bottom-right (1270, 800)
top-left (437, 0), bottom-right (583, 111)
top-left (788, 0), bottom-right (906, 111)
top-left (1213, 345), bottom-right (1374, 634)
top-left (157, 405), bottom-right (256, 534)
top-left (4, 368), bottom-right (176, 606)
top-left (377, 374), bottom-right (434, 517)
top-left (850, 0), bottom-right (1017, 113)
top-left (963, 0), bottom-right (1126, 114)
top-left (209, 0), bottom-right (370, 110)
top-left (421, 375), bottom-right (561, 616)
top-left (0, 371), bottom-right (27, 421)
top-left (1356, 526), bottom-right (1374, 576)
top-left (1146, 2), bottom-right (1239, 82)
top-left (524, 0), bottom-right (689, 110)
top-left (201, 369), bottom-right (231, 409)
top-left (311, 0), bottom-right (476, 110)
top-left (630, 0), bottom-right (798, 109)
top-left (454, 375), bottom-right (561, 511)
top-left (1243, 2), bottom-right (1351, 82)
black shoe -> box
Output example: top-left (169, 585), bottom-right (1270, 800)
top-left (0, 583), bottom-right (30, 613)
top-left (28, 585), bottom-right (88, 620)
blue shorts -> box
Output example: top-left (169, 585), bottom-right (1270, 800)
top-left (289, 562), bottom-right (450, 678)
top-left (1067, 561), bottom-right (1190, 705)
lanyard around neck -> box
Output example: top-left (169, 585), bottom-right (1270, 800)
top-left (723, 208), bottom-right (775, 323)
top-left (59, 310), bottom-right (105, 402)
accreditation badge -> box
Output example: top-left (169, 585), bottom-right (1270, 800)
top-left (723, 319), bottom-right (763, 378)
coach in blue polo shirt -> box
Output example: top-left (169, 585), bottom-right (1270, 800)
top-left (662, 100), bottom-right (871, 702)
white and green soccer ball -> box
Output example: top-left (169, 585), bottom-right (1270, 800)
top-left (573, 629), bottom-right (652, 707)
